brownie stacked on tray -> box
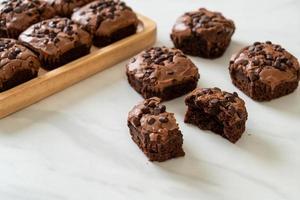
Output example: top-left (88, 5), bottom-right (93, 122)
top-left (0, 0), bottom-right (139, 92)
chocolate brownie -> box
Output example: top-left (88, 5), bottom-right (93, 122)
top-left (0, 38), bottom-right (40, 92)
top-left (171, 8), bottom-right (235, 58)
top-left (46, 0), bottom-right (95, 17)
top-left (126, 47), bottom-right (200, 101)
top-left (184, 88), bottom-right (248, 143)
top-left (229, 41), bottom-right (300, 101)
top-left (71, 0), bottom-right (139, 47)
top-left (19, 17), bottom-right (92, 70)
top-left (128, 97), bottom-right (185, 162)
top-left (0, 0), bottom-right (56, 39)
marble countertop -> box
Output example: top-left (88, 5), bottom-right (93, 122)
top-left (0, 0), bottom-right (300, 199)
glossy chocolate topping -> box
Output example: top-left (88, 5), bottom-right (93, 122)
top-left (19, 17), bottom-right (92, 59)
top-left (171, 8), bottom-right (235, 43)
top-left (185, 87), bottom-right (248, 126)
top-left (128, 97), bottom-right (180, 142)
top-left (126, 47), bottom-right (200, 92)
top-left (46, 0), bottom-right (94, 17)
top-left (71, 0), bottom-right (139, 37)
top-left (0, 38), bottom-right (40, 88)
top-left (229, 41), bottom-right (300, 90)
top-left (0, 0), bottom-right (56, 38)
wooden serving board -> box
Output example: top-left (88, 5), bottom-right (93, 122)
top-left (0, 14), bottom-right (156, 119)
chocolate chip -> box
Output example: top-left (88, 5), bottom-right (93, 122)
top-left (249, 72), bottom-right (259, 81)
top-left (8, 51), bottom-right (17, 59)
top-left (141, 107), bottom-right (150, 114)
top-left (286, 60), bottom-right (292, 66)
top-left (159, 116), bottom-right (169, 123)
top-left (147, 117), bottom-right (156, 125)
top-left (252, 59), bottom-right (260, 66)
top-left (53, 38), bottom-right (60, 43)
top-left (266, 41), bottom-right (272, 44)
top-left (237, 59), bottom-right (249, 66)
top-left (253, 42), bottom-right (261, 46)
top-left (132, 117), bottom-right (140, 127)
top-left (233, 92), bottom-right (238, 97)
top-left (148, 101), bottom-right (156, 108)
top-left (3, 6), bottom-right (13, 13)
top-left (274, 61), bottom-right (281, 68)
top-left (14, 7), bottom-right (22, 13)
top-left (153, 105), bottom-right (166, 115)
top-left (14, 47), bottom-right (21, 54)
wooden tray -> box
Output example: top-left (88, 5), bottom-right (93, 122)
top-left (0, 14), bottom-right (156, 119)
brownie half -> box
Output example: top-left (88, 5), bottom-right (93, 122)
top-left (19, 17), bottom-right (92, 70)
top-left (126, 47), bottom-right (200, 101)
top-left (128, 97), bottom-right (185, 162)
top-left (0, 0), bottom-right (55, 39)
top-left (71, 0), bottom-right (139, 47)
top-left (46, 0), bottom-right (95, 17)
top-left (171, 8), bottom-right (235, 58)
top-left (0, 38), bottom-right (40, 92)
top-left (229, 41), bottom-right (300, 101)
top-left (184, 87), bottom-right (248, 143)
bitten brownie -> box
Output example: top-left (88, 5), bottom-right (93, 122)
top-left (126, 47), bottom-right (200, 101)
top-left (0, 0), bottom-right (55, 39)
top-left (184, 87), bottom-right (248, 143)
top-left (229, 41), bottom-right (300, 101)
top-left (0, 38), bottom-right (40, 92)
top-left (171, 8), bottom-right (235, 58)
top-left (19, 17), bottom-right (92, 70)
top-left (46, 0), bottom-right (94, 17)
top-left (128, 97), bottom-right (185, 162)
top-left (71, 0), bottom-right (139, 47)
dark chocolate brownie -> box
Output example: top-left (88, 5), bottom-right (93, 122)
top-left (71, 0), bottom-right (139, 47)
top-left (19, 17), bottom-right (92, 70)
top-left (0, 0), bottom-right (56, 39)
top-left (128, 97), bottom-right (185, 162)
top-left (0, 38), bottom-right (40, 92)
top-left (171, 8), bottom-right (235, 58)
top-left (126, 47), bottom-right (200, 101)
top-left (46, 0), bottom-right (95, 17)
top-left (184, 87), bottom-right (248, 143)
top-left (229, 41), bottom-right (300, 101)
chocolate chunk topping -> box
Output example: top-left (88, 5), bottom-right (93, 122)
top-left (147, 117), bottom-right (156, 125)
top-left (0, 0), bottom-right (55, 38)
top-left (229, 41), bottom-right (300, 95)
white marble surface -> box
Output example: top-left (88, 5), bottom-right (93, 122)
top-left (1, 0), bottom-right (300, 199)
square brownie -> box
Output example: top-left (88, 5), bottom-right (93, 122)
top-left (19, 17), bottom-right (92, 70)
top-left (229, 41), bottom-right (300, 101)
top-left (71, 0), bottom-right (139, 47)
top-left (128, 97), bottom-right (185, 161)
top-left (126, 47), bottom-right (200, 101)
top-left (184, 87), bottom-right (248, 143)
